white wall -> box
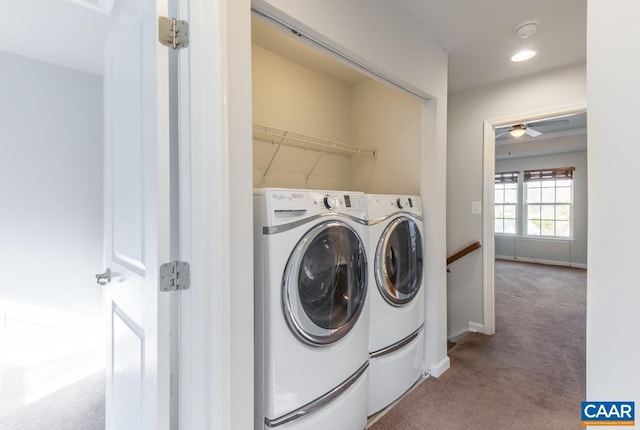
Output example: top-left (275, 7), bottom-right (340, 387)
top-left (495, 148), bottom-right (588, 267)
top-left (252, 44), bottom-right (350, 142)
top-left (251, 0), bottom-right (450, 377)
top-left (350, 79), bottom-right (422, 195)
top-left (447, 63), bottom-right (586, 338)
top-left (252, 43), bottom-right (353, 190)
top-left (0, 51), bottom-right (103, 319)
top-left (587, 0), bottom-right (640, 408)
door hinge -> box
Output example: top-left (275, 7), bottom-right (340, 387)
top-left (159, 261), bottom-right (190, 292)
top-left (159, 16), bottom-right (189, 49)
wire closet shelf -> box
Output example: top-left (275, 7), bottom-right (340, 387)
top-left (252, 123), bottom-right (377, 158)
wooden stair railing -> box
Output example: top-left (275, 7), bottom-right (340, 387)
top-left (447, 240), bottom-right (481, 271)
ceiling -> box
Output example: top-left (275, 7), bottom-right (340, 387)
top-left (251, 16), bottom-right (368, 86)
top-left (390, 0), bottom-right (587, 94)
top-left (494, 112), bottom-right (587, 159)
top-left (0, 0), bottom-right (119, 75)
top-left (0, 0), bottom-right (586, 92)
top-left (495, 112), bottom-right (587, 143)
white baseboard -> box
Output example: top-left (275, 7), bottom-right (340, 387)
top-left (468, 321), bottom-right (484, 333)
top-left (447, 329), bottom-right (468, 342)
top-left (429, 356), bottom-right (450, 378)
top-left (448, 321), bottom-right (486, 341)
top-left (496, 255), bottom-right (587, 269)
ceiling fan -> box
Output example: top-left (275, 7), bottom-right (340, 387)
top-left (495, 118), bottom-right (570, 139)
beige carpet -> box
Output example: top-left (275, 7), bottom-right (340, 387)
top-left (0, 371), bottom-right (104, 430)
top-left (370, 260), bottom-right (586, 430)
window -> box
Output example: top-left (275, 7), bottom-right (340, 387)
top-left (524, 167), bottom-right (574, 238)
top-left (494, 171), bottom-right (518, 235)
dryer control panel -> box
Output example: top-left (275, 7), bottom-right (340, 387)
top-left (396, 197), bottom-right (417, 210)
top-left (367, 194), bottom-right (422, 220)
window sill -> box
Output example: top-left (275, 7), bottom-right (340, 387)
top-left (495, 235), bottom-right (575, 243)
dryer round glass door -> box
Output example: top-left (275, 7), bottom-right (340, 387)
top-left (375, 217), bottom-right (423, 305)
top-left (283, 221), bottom-right (368, 346)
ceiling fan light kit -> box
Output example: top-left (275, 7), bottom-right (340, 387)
top-left (509, 124), bottom-right (527, 138)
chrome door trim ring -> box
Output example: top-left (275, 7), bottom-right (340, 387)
top-left (282, 220), bottom-right (368, 346)
top-left (264, 360), bottom-right (369, 428)
top-left (264, 212), bottom-right (367, 235)
top-left (370, 324), bottom-right (424, 359)
top-left (374, 217), bottom-right (423, 306)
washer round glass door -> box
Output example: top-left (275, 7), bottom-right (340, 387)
top-left (375, 217), bottom-right (423, 305)
top-left (283, 221), bottom-right (367, 346)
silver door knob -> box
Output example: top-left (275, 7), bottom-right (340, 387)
top-left (96, 268), bottom-right (111, 286)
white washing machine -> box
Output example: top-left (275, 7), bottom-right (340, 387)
top-left (254, 188), bottom-right (370, 430)
top-left (366, 194), bottom-right (425, 416)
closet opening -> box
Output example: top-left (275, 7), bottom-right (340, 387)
top-left (251, 11), bottom-right (424, 194)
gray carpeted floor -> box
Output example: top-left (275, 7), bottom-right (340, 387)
top-left (370, 260), bottom-right (586, 430)
top-left (0, 371), bottom-right (105, 430)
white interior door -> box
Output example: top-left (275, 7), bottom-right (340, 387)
top-left (102, 0), bottom-right (173, 428)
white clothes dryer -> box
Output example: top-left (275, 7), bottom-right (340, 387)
top-left (254, 188), bottom-right (370, 430)
top-left (366, 194), bottom-right (425, 416)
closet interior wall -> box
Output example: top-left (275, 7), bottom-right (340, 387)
top-left (252, 32), bottom-right (421, 193)
top-left (349, 79), bottom-right (421, 195)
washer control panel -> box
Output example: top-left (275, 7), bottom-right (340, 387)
top-left (323, 194), bottom-right (340, 210)
top-left (262, 188), bottom-right (368, 226)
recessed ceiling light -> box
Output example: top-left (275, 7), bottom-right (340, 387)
top-left (511, 50), bottom-right (537, 62)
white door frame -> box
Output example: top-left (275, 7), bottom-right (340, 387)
top-left (178, 0), bottom-right (448, 427)
top-left (177, 1), bottom-right (255, 429)
top-left (177, 0), bottom-right (229, 427)
top-left (481, 102), bottom-right (587, 335)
